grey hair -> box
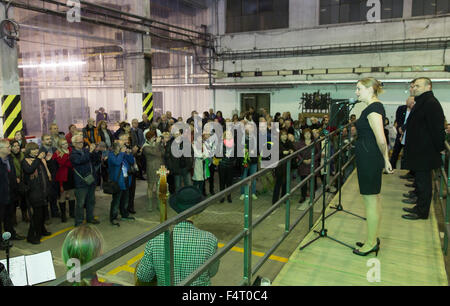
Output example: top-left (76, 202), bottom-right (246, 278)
top-left (72, 134), bottom-right (83, 144)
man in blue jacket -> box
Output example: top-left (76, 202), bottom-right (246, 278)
top-left (70, 134), bottom-right (101, 227)
top-left (108, 142), bottom-right (136, 226)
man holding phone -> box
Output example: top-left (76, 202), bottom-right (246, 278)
top-left (70, 135), bottom-right (101, 227)
top-left (40, 134), bottom-right (60, 221)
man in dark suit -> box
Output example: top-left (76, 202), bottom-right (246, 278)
top-left (402, 78), bottom-right (445, 220)
top-left (390, 95), bottom-right (415, 169)
top-left (0, 140), bottom-right (25, 250)
top-left (131, 119), bottom-right (145, 181)
top-left (157, 115), bottom-right (170, 133)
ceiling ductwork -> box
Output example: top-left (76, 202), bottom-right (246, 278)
top-left (215, 65), bottom-right (450, 79)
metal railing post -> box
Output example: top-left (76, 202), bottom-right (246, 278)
top-left (445, 153), bottom-right (450, 255)
top-left (163, 228), bottom-right (174, 286)
top-left (326, 133), bottom-right (331, 191)
top-left (285, 159), bottom-right (291, 232)
top-left (309, 145), bottom-right (316, 230)
top-left (322, 134), bottom-right (330, 209)
top-left (338, 130), bottom-right (343, 204)
top-left (440, 154), bottom-right (445, 200)
top-left (243, 182), bottom-right (253, 285)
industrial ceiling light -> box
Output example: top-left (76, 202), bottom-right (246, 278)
top-left (18, 61), bottom-right (86, 69)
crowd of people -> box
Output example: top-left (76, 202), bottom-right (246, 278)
top-left (0, 106), bottom-right (355, 248)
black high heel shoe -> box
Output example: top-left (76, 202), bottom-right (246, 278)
top-left (353, 243), bottom-right (380, 257)
top-left (356, 237), bottom-right (380, 248)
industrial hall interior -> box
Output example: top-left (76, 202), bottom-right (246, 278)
top-left (1, 0), bottom-right (450, 288)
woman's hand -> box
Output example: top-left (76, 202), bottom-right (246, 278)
top-left (384, 160), bottom-right (394, 174)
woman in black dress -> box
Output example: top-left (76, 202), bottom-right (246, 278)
top-left (353, 77), bottom-right (393, 256)
top-left (22, 142), bottom-right (52, 244)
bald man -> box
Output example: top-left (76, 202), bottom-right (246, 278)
top-left (402, 78), bottom-right (445, 220)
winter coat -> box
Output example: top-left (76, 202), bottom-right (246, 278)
top-left (108, 152), bottom-right (135, 191)
top-left (21, 158), bottom-right (50, 207)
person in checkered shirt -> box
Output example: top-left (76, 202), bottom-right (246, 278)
top-left (136, 186), bottom-right (220, 286)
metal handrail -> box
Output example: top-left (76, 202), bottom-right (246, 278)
top-left (433, 140), bottom-right (450, 256)
top-left (48, 121), bottom-right (356, 286)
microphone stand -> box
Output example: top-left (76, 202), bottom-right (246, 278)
top-left (2, 233), bottom-right (11, 276)
top-left (6, 242), bottom-right (10, 276)
top-left (325, 102), bottom-right (366, 221)
top-left (300, 126), bottom-right (355, 251)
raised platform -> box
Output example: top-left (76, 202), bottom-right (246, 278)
top-left (273, 170), bottom-right (448, 286)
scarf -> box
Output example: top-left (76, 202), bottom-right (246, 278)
top-left (11, 151), bottom-right (24, 177)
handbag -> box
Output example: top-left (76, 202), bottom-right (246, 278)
top-left (74, 163), bottom-right (96, 186)
top-left (102, 164), bottom-right (122, 195)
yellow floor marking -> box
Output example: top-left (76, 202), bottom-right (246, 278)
top-left (106, 241), bottom-right (289, 278)
top-left (40, 226), bottom-right (74, 242)
top-left (127, 253), bottom-right (144, 266)
top-left (217, 243), bottom-right (289, 263)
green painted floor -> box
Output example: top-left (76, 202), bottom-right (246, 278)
top-left (273, 171), bottom-right (448, 286)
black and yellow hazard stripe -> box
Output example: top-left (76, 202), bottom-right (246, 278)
top-left (1, 95), bottom-right (23, 139)
top-left (142, 92), bottom-right (154, 122)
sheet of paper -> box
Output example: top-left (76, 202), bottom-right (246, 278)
top-left (24, 250), bottom-right (56, 286)
top-left (0, 255), bottom-right (28, 286)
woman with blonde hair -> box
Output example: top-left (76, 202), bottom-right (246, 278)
top-left (353, 77), bottom-right (393, 256)
top-left (52, 137), bottom-right (75, 223)
top-left (61, 225), bottom-right (117, 286)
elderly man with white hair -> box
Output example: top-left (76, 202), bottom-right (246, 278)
top-left (70, 134), bottom-right (101, 227)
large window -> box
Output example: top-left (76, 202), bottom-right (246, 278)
top-left (320, 0), bottom-right (404, 25)
top-left (412, 0), bottom-right (450, 16)
top-left (226, 0), bottom-right (289, 33)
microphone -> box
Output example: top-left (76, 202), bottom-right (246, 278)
top-left (335, 98), bottom-right (359, 105)
top-left (2, 232), bottom-right (11, 242)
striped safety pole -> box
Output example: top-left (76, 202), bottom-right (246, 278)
top-left (142, 92), bottom-right (154, 122)
top-left (1, 95), bottom-right (23, 139)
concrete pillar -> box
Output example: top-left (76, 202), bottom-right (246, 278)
top-left (122, 0), bottom-right (152, 123)
top-left (403, 0), bottom-right (413, 18)
top-left (0, 6), bottom-right (22, 139)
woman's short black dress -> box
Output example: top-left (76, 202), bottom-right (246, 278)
top-left (355, 102), bottom-right (386, 195)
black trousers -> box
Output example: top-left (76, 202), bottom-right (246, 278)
top-left (168, 174), bottom-right (176, 194)
top-left (389, 137), bottom-right (403, 169)
top-left (414, 170), bottom-right (432, 218)
top-left (203, 164), bottom-right (216, 195)
top-left (208, 164), bottom-right (216, 193)
top-left (48, 181), bottom-right (60, 217)
top-left (218, 165), bottom-right (233, 200)
top-left (300, 175), bottom-right (309, 199)
top-left (28, 206), bottom-right (47, 242)
top-left (0, 204), bottom-right (16, 237)
top-left (128, 174), bottom-right (137, 212)
top-left (272, 173), bottom-right (287, 204)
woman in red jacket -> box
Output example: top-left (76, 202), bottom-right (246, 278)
top-left (52, 138), bottom-right (75, 223)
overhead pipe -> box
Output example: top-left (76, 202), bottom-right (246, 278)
top-left (0, 0), bottom-right (212, 49)
top-left (79, 0), bottom-right (207, 36)
top-left (38, 0), bottom-right (211, 43)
